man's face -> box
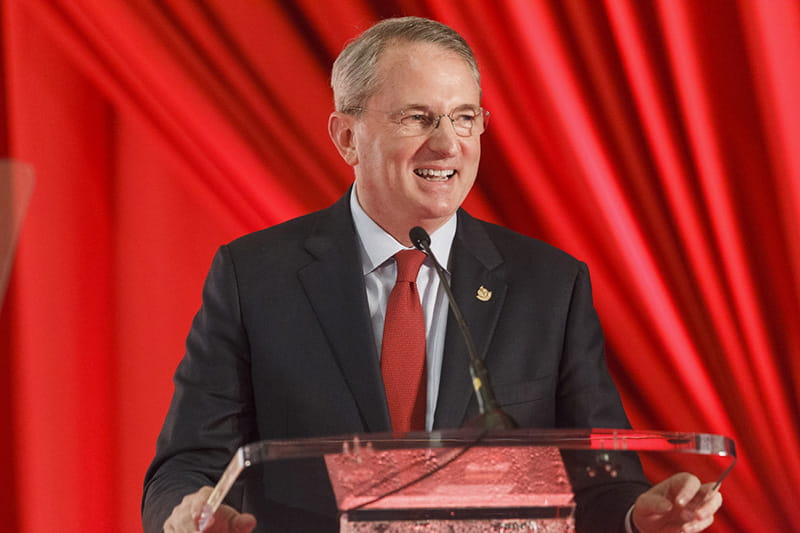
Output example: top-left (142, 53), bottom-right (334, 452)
top-left (339, 42), bottom-right (482, 243)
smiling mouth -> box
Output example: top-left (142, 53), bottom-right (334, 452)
top-left (414, 168), bottom-right (456, 181)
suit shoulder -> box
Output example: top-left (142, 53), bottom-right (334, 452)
top-left (211, 193), bottom-right (354, 277)
top-left (225, 208), bottom-right (326, 256)
top-left (471, 217), bottom-right (584, 270)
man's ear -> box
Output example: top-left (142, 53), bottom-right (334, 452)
top-left (328, 112), bottom-right (359, 166)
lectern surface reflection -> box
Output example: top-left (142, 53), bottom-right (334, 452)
top-left (329, 444), bottom-right (575, 532)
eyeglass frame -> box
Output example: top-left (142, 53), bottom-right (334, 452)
top-left (346, 105), bottom-right (490, 137)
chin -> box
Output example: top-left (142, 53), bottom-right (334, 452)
top-left (415, 204), bottom-right (460, 224)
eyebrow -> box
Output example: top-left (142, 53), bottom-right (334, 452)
top-left (397, 103), bottom-right (432, 111)
top-left (397, 103), bottom-right (480, 112)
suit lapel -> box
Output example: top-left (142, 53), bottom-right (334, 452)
top-left (434, 211), bottom-right (507, 429)
top-left (297, 193), bottom-right (391, 432)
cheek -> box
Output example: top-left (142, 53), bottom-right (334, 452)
top-left (364, 139), bottom-right (409, 171)
top-left (465, 139), bottom-right (481, 162)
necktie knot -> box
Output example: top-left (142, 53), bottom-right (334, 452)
top-left (394, 249), bottom-right (426, 283)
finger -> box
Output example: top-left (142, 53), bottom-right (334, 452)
top-left (190, 486), bottom-right (214, 520)
top-left (230, 512), bottom-right (257, 533)
top-left (680, 513), bottom-right (715, 533)
top-left (683, 489), bottom-right (722, 522)
top-left (636, 490), bottom-right (674, 515)
top-left (668, 473), bottom-right (702, 506)
top-left (209, 504), bottom-right (255, 533)
top-left (632, 491), bottom-right (675, 533)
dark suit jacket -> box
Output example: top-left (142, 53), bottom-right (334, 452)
top-left (143, 192), bottom-right (649, 532)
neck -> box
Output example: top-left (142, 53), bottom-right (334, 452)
top-left (352, 188), bottom-right (451, 247)
top-left (387, 217), bottom-right (449, 247)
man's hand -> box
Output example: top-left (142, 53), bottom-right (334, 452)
top-left (164, 486), bottom-right (257, 533)
top-left (632, 473), bottom-right (723, 533)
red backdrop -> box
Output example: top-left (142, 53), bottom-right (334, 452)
top-left (2, 1), bottom-right (798, 531)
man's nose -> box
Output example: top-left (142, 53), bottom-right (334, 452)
top-left (426, 115), bottom-right (459, 154)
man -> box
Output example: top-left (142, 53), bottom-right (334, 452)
top-left (143, 17), bottom-right (722, 533)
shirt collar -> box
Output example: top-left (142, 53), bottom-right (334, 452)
top-left (350, 187), bottom-right (457, 275)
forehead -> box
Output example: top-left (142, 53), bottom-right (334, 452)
top-left (369, 41), bottom-right (481, 108)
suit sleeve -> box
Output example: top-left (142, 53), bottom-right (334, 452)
top-left (555, 262), bottom-right (630, 429)
top-left (557, 262), bottom-right (651, 533)
top-left (142, 245), bottom-right (257, 532)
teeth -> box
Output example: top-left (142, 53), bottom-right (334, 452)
top-left (414, 168), bottom-right (456, 180)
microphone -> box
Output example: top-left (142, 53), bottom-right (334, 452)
top-left (409, 226), bottom-right (516, 430)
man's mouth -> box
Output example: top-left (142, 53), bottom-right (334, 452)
top-left (414, 168), bottom-right (456, 181)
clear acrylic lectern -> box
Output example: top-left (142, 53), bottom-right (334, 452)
top-left (198, 428), bottom-right (735, 532)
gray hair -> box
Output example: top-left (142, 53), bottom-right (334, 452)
top-left (331, 16), bottom-right (481, 113)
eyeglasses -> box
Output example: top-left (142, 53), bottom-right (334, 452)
top-left (349, 106), bottom-right (490, 137)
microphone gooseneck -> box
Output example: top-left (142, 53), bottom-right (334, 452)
top-left (409, 226), bottom-right (516, 430)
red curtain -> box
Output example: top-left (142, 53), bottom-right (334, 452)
top-left (2, 1), bottom-right (798, 531)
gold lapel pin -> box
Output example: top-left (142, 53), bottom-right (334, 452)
top-left (476, 285), bottom-right (492, 302)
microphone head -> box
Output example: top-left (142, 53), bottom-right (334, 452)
top-left (409, 226), bottom-right (431, 251)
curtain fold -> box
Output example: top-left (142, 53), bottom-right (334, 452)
top-left (2, 1), bottom-right (797, 531)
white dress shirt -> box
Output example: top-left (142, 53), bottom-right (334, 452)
top-left (350, 189), bottom-right (456, 431)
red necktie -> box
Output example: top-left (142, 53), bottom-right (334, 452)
top-left (381, 249), bottom-right (427, 432)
